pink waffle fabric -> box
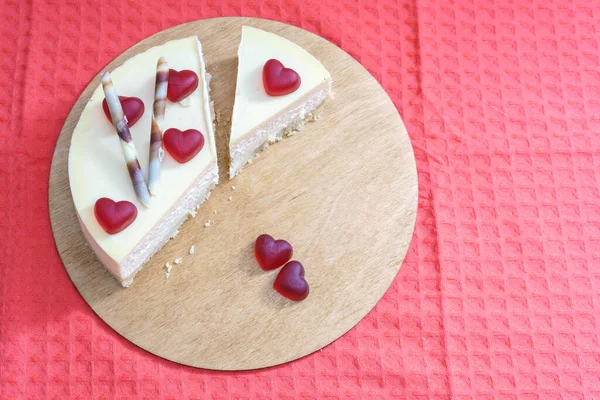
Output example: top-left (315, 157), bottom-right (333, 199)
top-left (1, 0), bottom-right (600, 398)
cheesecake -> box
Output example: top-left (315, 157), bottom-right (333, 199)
top-left (68, 36), bottom-right (218, 286)
top-left (229, 26), bottom-right (332, 178)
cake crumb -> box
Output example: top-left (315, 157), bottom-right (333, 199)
top-left (170, 229), bottom-right (179, 239)
top-left (165, 262), bottom-right (173, 279)
top-left (174, 258), bottom-right (182, 265)
top-left (247, 158), bottom-right (253, 164)
top-left (204, 220), bottom-right (211, 227)
top-left (209, 99), bottom-right (215, 121)
top-left (231, 185), bottom-right (236, 190)
top-left (213, 210), bottom-right (218, 214)
top-left (189, 245), bottom-right (195, 255)
top-left (228, 196), bottom-right (232, 201)
top-left (189, 209), bottom-right (197, 218)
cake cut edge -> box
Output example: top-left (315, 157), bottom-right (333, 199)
top-left (78, 161), bottom-right (218, 287)
top-left (229, 80), bottom-right (332, 179)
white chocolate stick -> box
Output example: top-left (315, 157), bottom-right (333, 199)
top-left (101, 72), bottom-right (152, 208)
top-left (148, 57), bottom-right (169, 195)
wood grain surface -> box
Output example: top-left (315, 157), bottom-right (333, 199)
top-left (49, 17), bottom-right (418, 370)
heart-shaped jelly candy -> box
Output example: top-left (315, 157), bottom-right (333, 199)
top-left (167, 69), bottom-right (199, 102)
top-left (262, 59), bottom-right (301, 96)
top-left (163, 128), bottom-right (205, 163)
top-left (102, 96), bottom-right (145, 127)
top-left (94, 197), bottom-right (137, 234)
top-left (255, 234), bottom-right (293, 270)
top-left (273, 261), bottom-right (309, 301)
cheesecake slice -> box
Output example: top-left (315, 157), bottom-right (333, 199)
top-left (229, 26), bottom-right (332, 178)
top-left (69, 36), bottom-right (218, 286)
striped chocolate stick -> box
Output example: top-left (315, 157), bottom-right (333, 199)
top-left (101, 71), bottom-right (152, 208)
top-left (147, 57), bottom-right (169, 195)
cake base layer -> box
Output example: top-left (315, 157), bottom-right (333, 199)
top-left (78, 161), bottom-right (219, 286)
top-left (229, 81), bottom-right (332, 178)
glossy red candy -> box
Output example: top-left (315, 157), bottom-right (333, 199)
top-left (94, 198), bottom-right (137, 234)
top-left (102, 96), bottom-right (144, 127)
top-left (163, 128), bottom-right (205, 163)
top-left (273, 261), bottom-right (309, 301)
top-left (254, 234), bottom-right (293, 270)
top-left (167, 69), bottom-right (199, 102)
top-left (262, 59), bottom-right (301, 96)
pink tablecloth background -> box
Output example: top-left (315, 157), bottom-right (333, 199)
top-left (2, 0), bottom-right (599, 398)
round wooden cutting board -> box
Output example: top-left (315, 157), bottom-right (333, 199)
top-left (49, 17), bottom-right (418, 370)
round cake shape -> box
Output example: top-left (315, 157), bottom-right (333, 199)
top-left (68, 36), bottom-right (218, 285)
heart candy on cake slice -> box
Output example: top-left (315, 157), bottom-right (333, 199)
top-left (102, 96), bottom-right (145, 127)
top-left (94, 197), bottom-right (138, 235)
top-left (167, 69), bottom-right (199, 102)
top-left (163, 128), bottom-right (205, 163)
top-left (262, 59), bottom-right (301, 96)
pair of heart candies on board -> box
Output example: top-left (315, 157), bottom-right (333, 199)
top-left (254, 234), bottom-right (309, 301)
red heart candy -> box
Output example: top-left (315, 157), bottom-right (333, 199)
top-left (167, 69), bottom-right (199, 102)
top-left (273, 261), bottom-right (309, 301)
top-left (262, 59), bottom-right (301, 96)
top-left (163, 128), bottom-right (205, 163)
top-left (254, 234), bottom-right (293, 270)
top-left (102, 96), bottom-right (145, 127)
top-left (94, 198), bottom-right (137, 235)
